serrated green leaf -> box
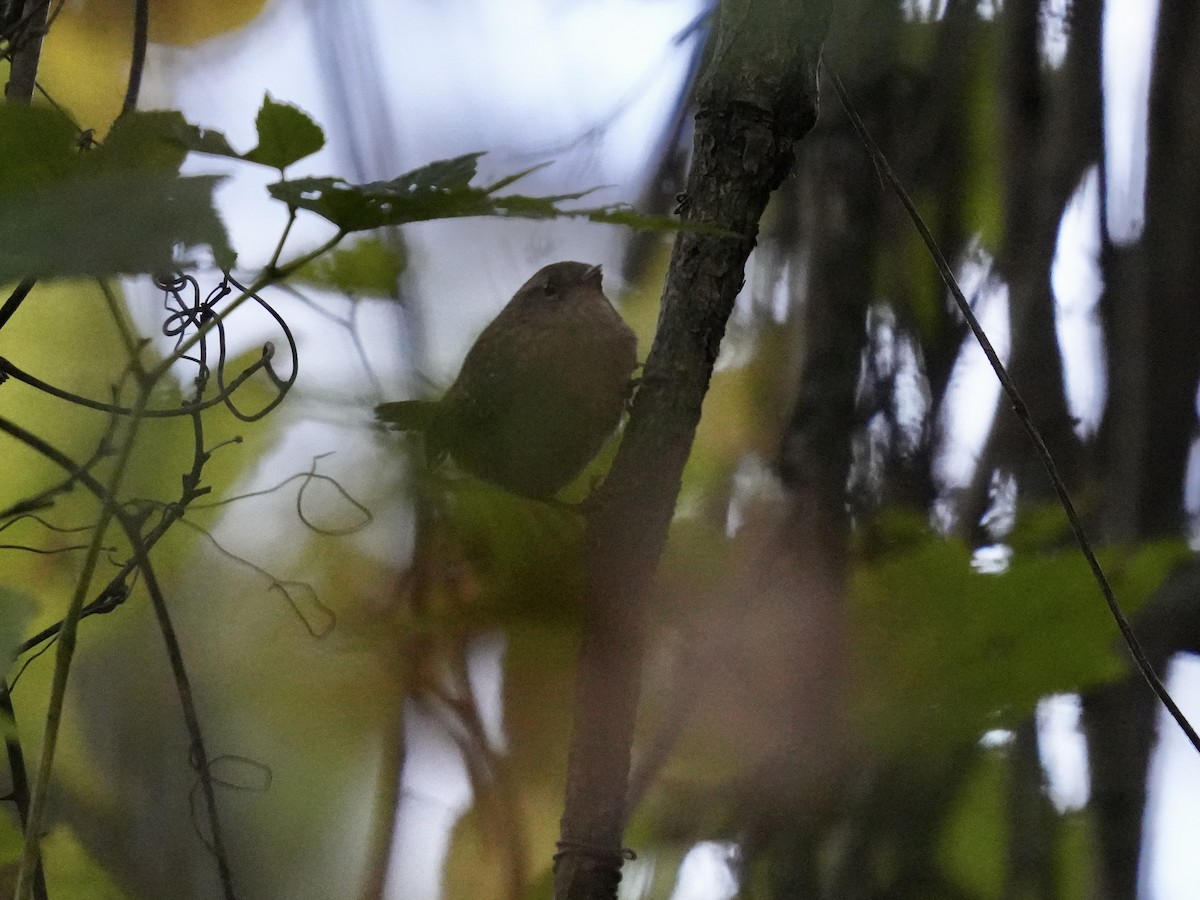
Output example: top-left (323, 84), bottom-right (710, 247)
top-left (268, 152), bottom-right (694, 237)
top-left (482, 161), bottom-right (552, 192)
top-left (173, 122), bottom-right (241, 159)
top-left (491, 190), bottom-right (594, 217)
top-left (268, 154), bottom-right (489, 229)
top-left (91, 110), bottom-right (191, 173)
top-left (243, 95), bottom-right (325, 170)
top-left (0, 171), bottom-right (233, 279)
top-left (0, 104), bottom-right (78, 190)
top-left (403, 152), bottom-right (485, 190)
top-left (267, 177), bottom-right (478, 231)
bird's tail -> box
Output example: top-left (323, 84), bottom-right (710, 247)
top-left (375, 400), bottom-right (438, 432)
top-left (376, 399), bottom-right (449, 465)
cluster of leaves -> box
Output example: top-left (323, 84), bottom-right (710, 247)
top-left (0, 94), bottom-right (683, 284)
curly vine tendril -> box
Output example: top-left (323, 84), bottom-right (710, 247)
top-left (0, 273), bottom-right (298, 421)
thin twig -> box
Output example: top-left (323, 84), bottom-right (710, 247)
top-left (828, 64), bottom-right (1200, 756)
top-left (98, 278), bottom-right (144, 367)
top-left (10, 395), bottom-right (145, 900)
top-left (0, 688), bottom-right (48, 900)
top-left (136, 506), bottom-right (239, 899)
top-left (0, 416), bottom-right (239, 899)
top-left (121, 0), bottom-right (149, 115)
top-left (0, 348), bottom-right (277, 417)
top-left (0, 279), bottom-right (36, 333)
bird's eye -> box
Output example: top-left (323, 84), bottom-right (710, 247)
top-left (542, 280), bottom-right (557, 297)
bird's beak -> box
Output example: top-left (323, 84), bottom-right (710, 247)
top-left (583, 264), bottom-right (603, 284)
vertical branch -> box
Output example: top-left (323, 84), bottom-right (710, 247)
top-left (552, 2), bottom-right (826, 899)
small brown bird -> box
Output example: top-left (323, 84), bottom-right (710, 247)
top-left (376, 261), bottom-right (638, 499)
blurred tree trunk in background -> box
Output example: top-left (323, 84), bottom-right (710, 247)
top-left (704, 0), bottom-right (1200, 896)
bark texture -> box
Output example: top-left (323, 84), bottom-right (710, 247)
top-left (552, 2), bottom-right (826, 898)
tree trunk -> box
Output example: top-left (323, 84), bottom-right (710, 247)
top-left (553, 2), bottom-right (827, 898)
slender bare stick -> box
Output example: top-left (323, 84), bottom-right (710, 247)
top-left (121, 0), bottom-right (149, 114)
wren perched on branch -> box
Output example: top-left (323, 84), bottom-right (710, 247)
top-left (376, 261), bottom-right (639, 500)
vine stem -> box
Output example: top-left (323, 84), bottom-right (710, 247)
top-left (0, 688), bottom-right (48, 900)
top-left (828, 65), bottom-right (1200, 756)
top-left (12, 390), bottom-right (147, 900)
top-left (0, 415), bottom-right (239, 899)
top-left (120, 0), bottom-right (149, 115)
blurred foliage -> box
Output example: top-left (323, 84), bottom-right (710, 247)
top-left (292, 238), bottom-right (407, 297)
top-left (851, 511), bottom-right (1189, 753)
top-left (0, 821), bottom-right (131, 899)
top-left (938, 746), bottom-right (1007, 899)
top-left (960, 31), bottom-right (1004, 249)
top-left (61, 0), bottom-right (271, 47)
top-left (441, 481), bottom-right (586, 626)
top-left (939, 744), bottom-right (1091, 900)
top-left (0, 588), bottom-right (33, 670)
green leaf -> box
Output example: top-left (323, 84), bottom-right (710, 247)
top-left (939, 748), bottom-right (1006, 898)
top-left (0, 106), bottom-right (234, 278)
top-left (482, 161), bottom-right (553, 192)
top-left (243, 95), bottom-right (325, 170)
top-left (172, 122), bottom-right (242, 160)
top-left (268, 153), bottom-right (492, 230)
top-left (0, 104), bottom-right (78, 190)
top-left (291, 237), bottom-right (406, 296)
top-left (96, 109), bottom-right (241, 172)
top-left (491, 189), bottom-right (595, 218)
top-left (268, 152), bottom-right (695, 236)
top-left (0, 171), bottom-right (234, 279)
top-left (91, 110), bottom-right (192, 173)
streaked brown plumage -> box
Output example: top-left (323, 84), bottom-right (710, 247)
top-left (376, 261), bottom-right (638, 499)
